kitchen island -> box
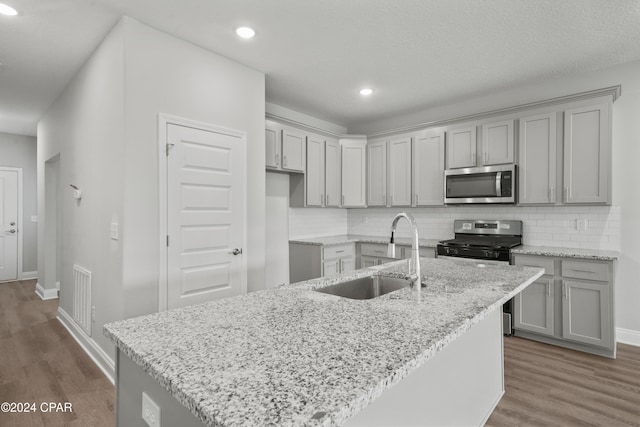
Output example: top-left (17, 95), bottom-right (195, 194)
top-left (104, 258), bottom-right (543, 426)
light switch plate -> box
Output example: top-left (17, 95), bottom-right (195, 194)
top-left (31, 215), bottom-right (38, 223)
top-left (576, 218), bottom-right (588, 231)
top-left (110, 222), bottom-right (119, 240)
top-left (142, 392), bottom-right (161, 427)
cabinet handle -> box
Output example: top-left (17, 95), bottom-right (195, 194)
top-left (335, 250), bottom-right (345, 254)
top-left (390, 194), bottom-right (393, 205)
top-left (336, 262), bottom-right (340, 274)
top-left (326, 194), bottom-right (329, 205)
top-left (562, 281), bottom-right (567, 298)
top-left (283, 155), bottom-right (287, 167)
top-left (342, 195), bottom-right (345, 206)
top-left (547, 280), bottom-right (552, 297)
top-left (564, 186), bottom-right (569, 201)
top-left (551, 187), bottom-right (555, 202)
top-left (339, 259), bottom-right (343, 273)
top-left (275, 153), bottom-right (280, 166)
top-left (568, 269), bottom-right (595, 274)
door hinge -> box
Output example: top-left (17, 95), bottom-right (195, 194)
top-left (166, 143), bottom-right (175, 155)
top-left (166, 235), bottom-right (169, 246)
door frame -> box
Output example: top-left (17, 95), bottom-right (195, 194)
top-left (157, 114), bottom-right (248, 311)
top-left (0, 166), bottom-right (23, 282)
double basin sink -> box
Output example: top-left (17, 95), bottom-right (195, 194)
top-left (315, 275), bottom-right (410, 300)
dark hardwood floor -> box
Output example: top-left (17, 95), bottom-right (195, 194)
top-left (1, 279), bottom-right (638, 426)
top-left (0, 279), bottom-right (114, 427)
top-left (487, 336), bottom-right (640, 427)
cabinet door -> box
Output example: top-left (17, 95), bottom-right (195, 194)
top-left (482, 119), bottom-right (514, 165)
top-left (562, 279), bottom-right (611, 348)
top-left (513, 277), bottom-right (554, 337)
top-left (322, 259), bottom-right (340, 278)
top-left (518, 113), bottom-right (557, 204)
top-left (361, 256), bottom-right (378, 268)
top-left (282, 128), bottom-right (305, 172)
top-left (414, 129), bottom-right (445, 206)
top-left (325, 138), bottom-right (341, 207)
top-left (563, 103), bottom-right (611, 204)
top-left (367, 140), bottom-right (388, 206)
top-left (340, 257), bottom-right (355, 274)
top-left (388, 136), bottom-right (412, 206)
top-left (341, 141), bottom-right (367, 207)
top-left (305, 134), bottom-right (325, 206)
top-left (446, 126), bottom-right (476, 169)
top-left (265, 122), bottom-right (281, 169)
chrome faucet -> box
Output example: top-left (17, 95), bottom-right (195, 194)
top-left (387, 212), bottom-right (421, 291)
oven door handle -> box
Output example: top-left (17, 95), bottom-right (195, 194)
top-left (495, 171), bottom-right (502, 197)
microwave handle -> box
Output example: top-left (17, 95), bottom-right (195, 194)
top-left (495, 171), bottom-right (502, 197)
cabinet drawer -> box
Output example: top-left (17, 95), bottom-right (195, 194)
top-left (562, 259), bottom-right (609, 282)
top-left (323, 243), bottom-right (354, 260)
top-left (360, 243), bottom-right (393, 258)
top-left (513, 255), bottom-right (555, 276)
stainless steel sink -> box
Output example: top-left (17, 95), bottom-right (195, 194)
top-left (315, 275), bottom-right (410, 300)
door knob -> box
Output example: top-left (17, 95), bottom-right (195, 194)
top-left (230, 248), bottom-right (243, 256)
top-left (10, 222), bottom-right (16, 226)
top-left (8, 229), bottom-right (16, 234)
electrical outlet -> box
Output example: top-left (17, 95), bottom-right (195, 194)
top-left (576, 218), bottom-right (588, 231)
top-left (110, 222), bottom-right (119, 240)
top-left (31, 215), bottom-right (38, 223)
top-left (142, 392), bottom-right (161, 427)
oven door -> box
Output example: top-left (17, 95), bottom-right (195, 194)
top-left (444, 165), bottom-right (515, 204)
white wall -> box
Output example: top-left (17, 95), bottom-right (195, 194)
top-left (38, 17), bottom-right (266, 368)
top-left (265, 172), bottom-right (290, 287)
top-left (0, 132), bottom-right (38, 274)
top-left (37, 19), bottom-right (126, 359)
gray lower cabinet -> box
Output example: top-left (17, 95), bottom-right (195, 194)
top-left (513, 254), bottom-right (615, 358)
top-left (289, 242), bottom-right (355, 283)
top-left (359, 243), bottom-right (434, 268)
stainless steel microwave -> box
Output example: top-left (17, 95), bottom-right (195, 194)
top-left (444, 165), bottom-right (516, 204)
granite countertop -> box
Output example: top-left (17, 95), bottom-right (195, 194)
top-left (512, 245), bottom-right (619, 260)
top-left (289, 234), bottom-right (440, 248)
top-left (104, 258), bottom-right (543, 427)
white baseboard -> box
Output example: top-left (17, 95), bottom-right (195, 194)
top-left (35, 282), bottom-right (59, 300)
top-left (617, 327), bottom-right (640, 347)
top-left (57, 307), bottom-right (115, 384)
top-left (21, 270), bottom-right (38, 280)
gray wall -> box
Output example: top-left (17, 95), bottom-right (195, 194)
top-left (0, 132), bottom-right (38, 274)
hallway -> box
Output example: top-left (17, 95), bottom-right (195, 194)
top-left (0, 279), bottom-right (114, 426)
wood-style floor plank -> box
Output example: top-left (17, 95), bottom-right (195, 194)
top-left (0, 280), bottom-right (114, 427)
top-left (487, 336), bottom-right (640, 427)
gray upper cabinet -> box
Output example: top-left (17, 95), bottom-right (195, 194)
top-left (281, 128), bottom-right (305, 173)
top-left (518, 112), bottom-right (558, 204)
top-left (388, 136), bottom-right (412, 206)
top-left (341, 139), bottom-right (367, 207)
top-left (265, 121), bottom-right (282, 170)
top-left (367, 139), bottom-right (388, 206)
top-left (324, 138), bottom-right (341, 207)
top-left (413, 129), bottom-right (445, 206)
top-left (563, 102), bottom-right (611, 204)
top-left (482, 119), bottom-right (514, 165)
top-left (305, 133), bottom-right (325, 207)
top-left (446, 125), bottom-right (477, 169)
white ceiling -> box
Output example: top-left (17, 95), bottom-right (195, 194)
top-left (2, 0), bottom-right (640, 136)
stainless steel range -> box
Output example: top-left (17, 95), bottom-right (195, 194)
top-left (437, 219), bottom-right (522, 263)
top-left (436, 219), bottom-right (523, 335)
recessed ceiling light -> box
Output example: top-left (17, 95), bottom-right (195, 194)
top-left (0, 3), bottom-right (18, 16)
top-left (235, 27), bottom-right (255, 39)
top-left (360, 88), bottom-right (374, 96)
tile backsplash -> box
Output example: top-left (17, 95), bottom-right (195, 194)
top-left (289, 208), bottom-right (348, 239)
top-left (290, 205), bottom-right (620, 251)
top-left (347, 206), bottom-right (621, 251)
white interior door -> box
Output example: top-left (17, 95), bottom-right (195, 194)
top-left (0, 170), bottom-right (18, 282)
top-left (166, 123), bottom-right (246, 310)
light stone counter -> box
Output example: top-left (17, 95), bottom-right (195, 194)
top-left (512, 245), bottom-right (619, 260)
top-left (104, 258), bottom-right (543, 427)
top-left (289, 234), bottom-right (440, 248)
